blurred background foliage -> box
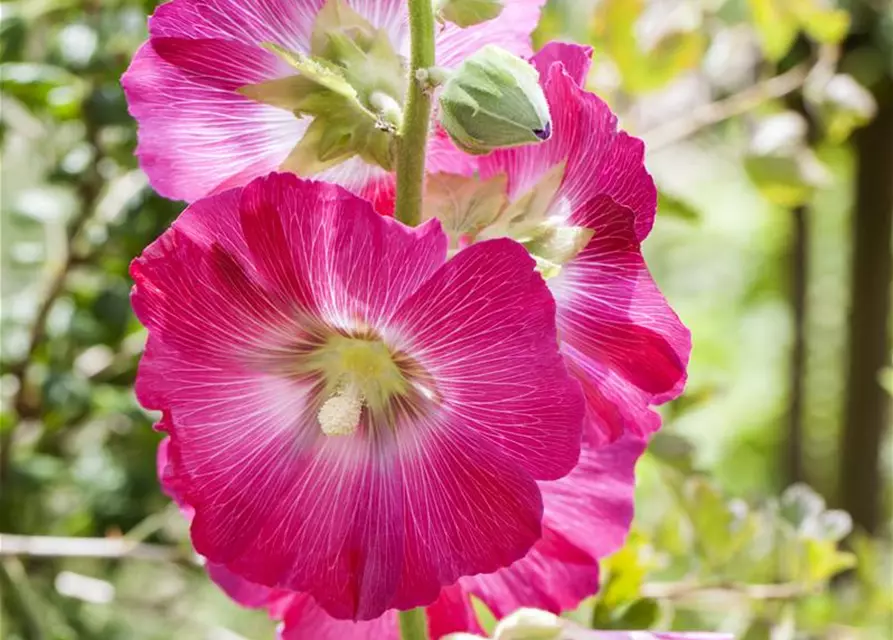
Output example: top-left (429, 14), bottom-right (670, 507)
top-left (0, 0), bottom-right (891, 638)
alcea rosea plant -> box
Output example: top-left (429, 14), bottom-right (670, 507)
top-left (125, 1), bottom-right (692, 638)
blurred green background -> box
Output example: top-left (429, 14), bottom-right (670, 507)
top-left (0, 0), bottom-right (891, 638)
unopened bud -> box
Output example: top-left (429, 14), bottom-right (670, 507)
top-left (438, 0), bottom-right (505, 28)
top-left (493, 608), bottom-right (563, 640)
top-left (438, 45), bottom-right (551, 155)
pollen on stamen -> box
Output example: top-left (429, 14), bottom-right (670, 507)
top-left (318, 384), bottom-right (364, 437)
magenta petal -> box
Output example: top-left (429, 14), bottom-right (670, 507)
top-left (207, 563), bottom-right (279, 609)
top-left (276, 594), bottom-right (398, 640)
top-left (461, 527), bottom-right (600, 618)
top-left (480, 43), bottom-right (689, 442)
top-left (459, 433), bottom-right (645, 618)
top-left (529, 41), bottom-right (593, 87)
top-left (273, 584), bottom-right (479, 640)
top-left (160, 437), bottom-right (280, 610)
top-left (391, 415), bottom-right (545, 614)
top-left (390, 239), bottom-right (584, 481)
top-left (538, 433), bottom-right (646, 560)
top-left (147, 0), bottom-right (323, 44)
top-left (552, 196), bottom-right (690, 439)
top-left (122, 42), bottom-right (302, 203)
top-left (425, 584), bottom-right (484, 639)
top-left (150, 37), bottom-right (290, 90)
top-left (237, 173), bottom-right (447, 326)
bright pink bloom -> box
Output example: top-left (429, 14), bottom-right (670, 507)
top-left (134, 172), bottom-right (583, 620)
top-left (157, 431), bottom-right (646, 638)
top-left (472, 42), bottom-right (691, 445)
top-left (121, 0), bottom-right (545, 208)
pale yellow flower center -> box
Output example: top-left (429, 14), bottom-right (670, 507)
top-left (308, 335), bottom-right (408, 437)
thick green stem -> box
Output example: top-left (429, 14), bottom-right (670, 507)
top-left (398, 608), bottom-right (429, 640)
top-left (394, 0), bottom-right (436, 227)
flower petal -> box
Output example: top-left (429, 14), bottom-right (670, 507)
top-left (276, 593), bottom-right (398, 640)
top-left (460, 433), bottom-right (645, 617)
top-left (207, 563), bottom-right (279, 609)
top-left (389, 414), bottom-right (544, 615)
top-left (237, 173), bottom-right (448, 326)
top-left (389, 239), bottom-right (584, 481)
top-left (147, 0), bottom-right (321, 45)
top-left (529, 41), bottom-right (593, 87)
top-left (550, 196), bottom-right (690, 440)
top-left (160, 436), bottom-right (282, 609)
top-left (538, 432), bottom-right (646, 560)
top-left (425, 584), bottom-right (484, 639)
top-left (461, 527), bottom-right (600, 619)
top-left (122, 39), bottom-right (303, 202)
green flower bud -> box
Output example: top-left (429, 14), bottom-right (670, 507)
top-left (438, 45), bottom-right (551, 155)
top-left (437, 0), bottom-right (505, 28)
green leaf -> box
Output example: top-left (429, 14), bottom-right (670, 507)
top-left (802, 539), bottom-right (856, 583)
top-left (682, 477), bottom-right (737, 567)
top-left (648, 431), bottom-right (696, 473)
top-left (470, 595), bottom-right (499, 635)
top-left (615, 598), bottom-right (661, 629)
top-left (658, 192), bottom-right (700, 222)
top-left (748, 0), bottom-right (850, 60)
top-left (594, 534), bottom-right (652, 614)
top-left (592, 0), bottom-right (705, 94)
top-left (797, 4), bottom-right (850, 44)
top-left (238, 1), bottom-right (405, 175)
top-left (747, 0), bottom-right (799, 61)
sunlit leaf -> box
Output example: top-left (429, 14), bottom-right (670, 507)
top-left (797, 4), bottom-right (849, 44)
top-left (747, 0), bottom-right (799, 61)
top-left (658, 192), bottom-right (701, 222)
top-left (592, 0), bottom-right (705, 94)
top-left (748, 0), bottom-right (850, 60)
top-left (615, 597), bottom-right (661, 629)
top-left (594, 533), bottom-right (653, 615)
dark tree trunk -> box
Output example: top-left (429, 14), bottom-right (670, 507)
top-left (786, 204), bottom-right (809, 485)
top-left (840, 82), bottom-right (893, 534)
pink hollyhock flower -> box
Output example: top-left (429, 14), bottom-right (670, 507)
top-left (133, 172), bottom-right (583, 621)
top-left (121, 0), bottom-right (545, 210)
top-left (426, 41), bottom-right (691, 445)
top-left (157, 431), bottom-right (647, 638)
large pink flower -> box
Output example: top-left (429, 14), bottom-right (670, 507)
top-left (133, 172), bottom-right (583, 620)
top-left (157, 430), bottom-right (646, 638)
top-left (121, 0), bottom-right (545, 208)
top-left (438, 42), bottom-right (691, 445)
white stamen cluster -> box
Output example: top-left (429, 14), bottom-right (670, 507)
top-left (317, 384), bottom-right (364, 437)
